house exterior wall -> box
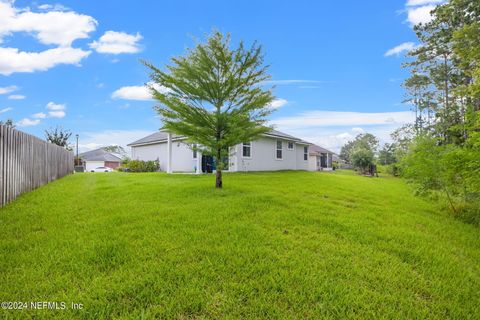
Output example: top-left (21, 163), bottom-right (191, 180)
top-left (131, 136), bottom-right (309, 172)
top-left (307, 153), bottom-right (333, 171)
top-left (105, 161), bottom-right (120, 169)
top-left (131, 141), bottom-right (197, 172)
top-left (308, 155), bottom-right (319, 171)
top-left (297, 145), bottom-right (309, 170)
top-left (231, 136), bottom-right (308, 172)
top-left (171, 141), bottom-right (198, 172)
top-left (131, 143), bottom-right (163, 162)
top-left (85, 161), bottom-right (105, 171)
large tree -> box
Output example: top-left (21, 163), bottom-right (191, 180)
top-left (45, 126), bottom-right (72, 149)
top-left (340, 133), bottom-right (379, 164)
top-left (103, 145), bottom-right (128, 158)
top-left (0, 119), bottom-right (15, 127)
top-left (143, 31), bottom-right (275, 188)
top-left (398, 0), bottom-right (480, 222)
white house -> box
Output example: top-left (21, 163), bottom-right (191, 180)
top-left (128, 129), bottom-right (312, 173)
top-left (308, 144), bottom-right (335, 171)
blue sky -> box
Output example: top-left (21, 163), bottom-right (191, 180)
top-left (0, 0), bottom-right (441, 152)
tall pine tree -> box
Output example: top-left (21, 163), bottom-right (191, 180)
top-left (143, 31), bottom-right (275, 188)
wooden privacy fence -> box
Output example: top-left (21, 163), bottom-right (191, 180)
top-left (0, 125), bottom-right (74, 207)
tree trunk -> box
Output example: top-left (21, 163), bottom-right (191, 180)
top-left (215, 147), bottom-right (222, 188)
top-left (216, 169), bottom-right (222, 188)
top-left (444, 186), bottom-right (457, 215)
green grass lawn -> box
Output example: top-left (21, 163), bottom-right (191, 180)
top-left (0, 171), bottom-right (479, 319)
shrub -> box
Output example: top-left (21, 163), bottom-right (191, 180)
top-left (125, 160), bottom-right (160, 172)
top-left (351, 148), bottom-right (374, 174)
top-left (378, 164), bottom-right (401, 176)
top-left (401, 134), bottom-right (480, 225)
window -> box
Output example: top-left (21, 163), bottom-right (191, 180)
top-left (242, 142), bottom-right (251, 158)
top-left (304, 146), bottom-right (308, 161)
top-left (276, 140), bottom-right (283, 159)
top-left (287, 141), bottom-right (294, 150)
top-left (192, 144), bottom-right (197, 159)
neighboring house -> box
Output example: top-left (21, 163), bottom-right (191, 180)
top-left (128, 129), bottom-right (312, 173)
top-left (79, 148), bottom-right (122, 171)
top-left (308, 144), bottom-right (335, 171)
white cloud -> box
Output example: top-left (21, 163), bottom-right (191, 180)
top-left (17, 118), bottom-right (40, 127)
top-left (89, 31), bottom-right (142, 54)
top-left (280, 126), bottom-right (406, 154)
top-left (406, 0), bottom-right (443, 6)
top-left (0, 85), bottom-right (18, 94)
top-left (48, 110), bottom-right (66, 118)
top-left (44, 102), bottom-right (66, 118)
top-left (7, 94), bottom-right (25, 100)
top-left (0, 46), bottom-right (91, 75)
top-left (32, 112), bottom-right (47, 119)
top-left (269, 110), bottom-right (416, 152)
top-left (406, 5), bottom-right (437, 25)
top-left (0, 1), bottom-right (97, 47)
top-left (271, 110), bottom-right (415, 128)
top-left (78, 129), bottom-right (153, 153)
top-left (111, 83), bottom-right (168, 101)
top-left (0, 1), bottom-right (95, 75)
top-left (267, 98), bottom-right (288, 109)
top-left (351, 127), bottom-right (365, 134)
top-left (112, 85), bottom-right (151, 101)
top-left (0, 107), bottom-right (12, 113)
top-left (385, 42), bottom-right (418, 57)
top-left (46, 102), bottom-right (65, 111)
top-left (37, 3), bottom-right (70, 11)
top-left (19, 102), bottom-right (66, 126)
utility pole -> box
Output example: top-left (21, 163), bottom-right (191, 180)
top-left (76, 134), bottom-right (79, 164)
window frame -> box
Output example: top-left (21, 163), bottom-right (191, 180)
top-left (276, 140), bottom-right (283, 160)
top-left (242, 141), bottom-right (252, 159)
top-left (303, 146), bottom-right (308, 161)
top-left (287, 141), bottom-right (295, 150)
top-left (192, 144), bottom-right (197, 159)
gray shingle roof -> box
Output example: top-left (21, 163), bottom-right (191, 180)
top-left (264, 129), bottom-right (301, 141)
top-left (79, 148), bottom-right (122, 162)
top-left (309, 144), bottom-right (334, 155)
top-left (128, 129), bottom-right (306, 146)
top-left (127, 131), bottom-right (184, 146)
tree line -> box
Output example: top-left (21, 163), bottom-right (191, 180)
top-left (341, 0), bottom-right (479, 224)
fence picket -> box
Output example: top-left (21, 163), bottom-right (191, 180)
top-left (0, 125), bottom-right (74, 207)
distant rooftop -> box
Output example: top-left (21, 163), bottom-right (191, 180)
top-left (79, 148), bottom-right (123, 162)
top-left (309, 144), bottom-right (334, 155)
top-left (127, 131), bottom-right (184, 146)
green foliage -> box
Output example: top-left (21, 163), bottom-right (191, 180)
top-left (44, 126), bottom-right (72, 149)
top-left (0, 119), bottom-right (14, 127)
top-left (339, 133), bottom-right (378, 164)
top-left (390, 124), bottom-right (416, 162)
top-left (1, 172), bottom-right (479, 318)
top-left (397, 0), bottom-right (480, 224)
top-left (143, 30), bottom-right (275, 188)
top-left (340, 133), bottom-right (378, 175)
top-left (401, 134), bottom-right (480, 224)
top-left (350, 148), bottom-right (375, 174)
top-left (103, 145), bottom-right (128, 158)
top-left (403, 0), bottom-right (480, 144)
top-left (125, 160), bottom-right (160, 172)
top-left (378, 143), bottom-right (397, 165)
